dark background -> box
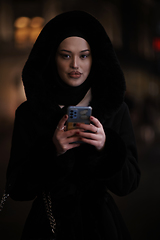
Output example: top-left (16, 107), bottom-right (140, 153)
top-left (0, 0), bottom-right (160, 239)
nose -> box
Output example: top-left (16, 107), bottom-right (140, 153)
top-left (70, 56), bottom-right (79, 69)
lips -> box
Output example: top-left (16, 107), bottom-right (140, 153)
top-left (68, 71), bottom-right (82, 78)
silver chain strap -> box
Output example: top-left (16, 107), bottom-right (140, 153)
top-left (0, 190), bottom-right (56, 235)
top-left (1, 191), bottom-right (56, 235)
top-left (0, 190), bottom-right (9, 212)
top-left (43, 192), bottom-right (56, 234)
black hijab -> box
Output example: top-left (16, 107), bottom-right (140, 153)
top-left (22, 10), bottom-right (126, 134)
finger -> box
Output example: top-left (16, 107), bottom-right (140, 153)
top-left (57, 115), bottom-right (68, 130)
top-left (90, 116), bottom-right (102, 128)
top-left (65, 135), bottom-right (82, 144)
top-left (65, 128), bottom-right (83, 138)
top-left (67, 143), bottom-right (81, 150)
top-left (79, 137), bottom-right (97, 146)
top-left (76, 122), bottom-right (99, 134)
top-left (79, 136), bottom-right (105, 150)
top-left (75, 123), bottom-right (91, 132)
top-left (59, 138), bottom-right (81, 153)
top-left (78, 131), bottom-right (98, 140)
top-left (60, 141), bottom-right (80, 151)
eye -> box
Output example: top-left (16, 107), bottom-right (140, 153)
top-left (80, 54), bottom-right (90, 59)
top-left (60, 53), bottom-right (71, 59)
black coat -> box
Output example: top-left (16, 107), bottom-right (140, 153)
top-left (6, 11), bottom-right (140, 240)
top-left (6, 100), bottom-right (140, 240)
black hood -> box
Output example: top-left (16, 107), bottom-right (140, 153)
top-left (22, 10), bottom-right (126, 134)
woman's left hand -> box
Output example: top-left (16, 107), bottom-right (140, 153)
top-left (76, 116), bottom-right (106, 151)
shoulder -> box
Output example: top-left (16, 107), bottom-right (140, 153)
top-left (109, 102), bottom-right (131, 129)
top-left (15, 101), bottom-right (33, 121)
top-left (16, 101), bottom-right (29, 112)
top-left (116, 101), bottom-right (130, 117)
top-left (116, 102), bottom-right (134, 130)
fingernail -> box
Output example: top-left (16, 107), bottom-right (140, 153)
top-left (76, 123), bottom-right (80, 126)
top-left (65, 115), bottom-right (67, 118)
top-left (76, 132), bottom-right (79, 135)
top-left (90, 116), bottom-right (93, 120)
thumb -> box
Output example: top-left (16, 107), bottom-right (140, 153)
top-left (57, 114), bottom-right (68, 130)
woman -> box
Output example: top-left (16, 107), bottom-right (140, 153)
top-left (6, 10), bottom-right (140, 239)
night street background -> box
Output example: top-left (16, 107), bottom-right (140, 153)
top-left (0, 0), bottom-right (160, 239)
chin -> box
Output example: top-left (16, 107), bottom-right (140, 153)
top-left (70, 83), bottom-right (80, 87)
top-left (67, 80), bottom-right (82, 87)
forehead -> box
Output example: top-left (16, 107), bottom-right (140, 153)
top-left (58, 37), bottom-right (91, 51)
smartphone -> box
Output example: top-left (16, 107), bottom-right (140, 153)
top-left (67, 106), bottom-right (92, 131)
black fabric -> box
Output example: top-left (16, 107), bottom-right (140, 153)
top-left (6, 101), bottom-right (140, 240)
top-left (6, 10), bottom-right (140, 240)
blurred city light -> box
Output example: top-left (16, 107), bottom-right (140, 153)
top-left (1, 1), bottom-right (160, 239)
top-left (30, 17), bottom-right (44, 28)
top-left (14, 16), bottom-right (44, 48)
top-left (14, 17), bottom-right (31, 29)
top-left (152, 37), bottom-right (160, 51)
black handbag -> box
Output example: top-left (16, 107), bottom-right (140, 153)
top-left (0, 190), bottom-right (56, 238)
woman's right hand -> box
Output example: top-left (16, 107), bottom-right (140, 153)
top-left (52, 114), bottom-right (81, 156)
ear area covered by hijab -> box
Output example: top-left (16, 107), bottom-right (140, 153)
top-left (22, 10), bottom-right (126, 134)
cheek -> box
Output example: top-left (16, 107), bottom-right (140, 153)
top-left (57, 61), bottom-right (67, 74)
top-left (84, 61), bottom-right (92, 74)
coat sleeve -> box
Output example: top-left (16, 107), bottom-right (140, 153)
top-left (6, 102), bottom-right (75, 201)
top-left (88, 102), bottom-right (140, 196)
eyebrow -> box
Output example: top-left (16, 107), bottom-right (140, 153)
top-left (60, 49), bottom-right (90, 53)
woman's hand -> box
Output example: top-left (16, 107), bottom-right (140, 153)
top-left (76, 116), bottom-right (106, 151)
top-left (52, 115), bottom-right (81, 156)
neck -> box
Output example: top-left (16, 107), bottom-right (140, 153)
top-left (76, 88), bottom-right (92, 106)
top-left (59, 88), bottom-right (92, 108)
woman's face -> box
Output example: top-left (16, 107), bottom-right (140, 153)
top-left (55, 37), bottom-right (92, 87)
